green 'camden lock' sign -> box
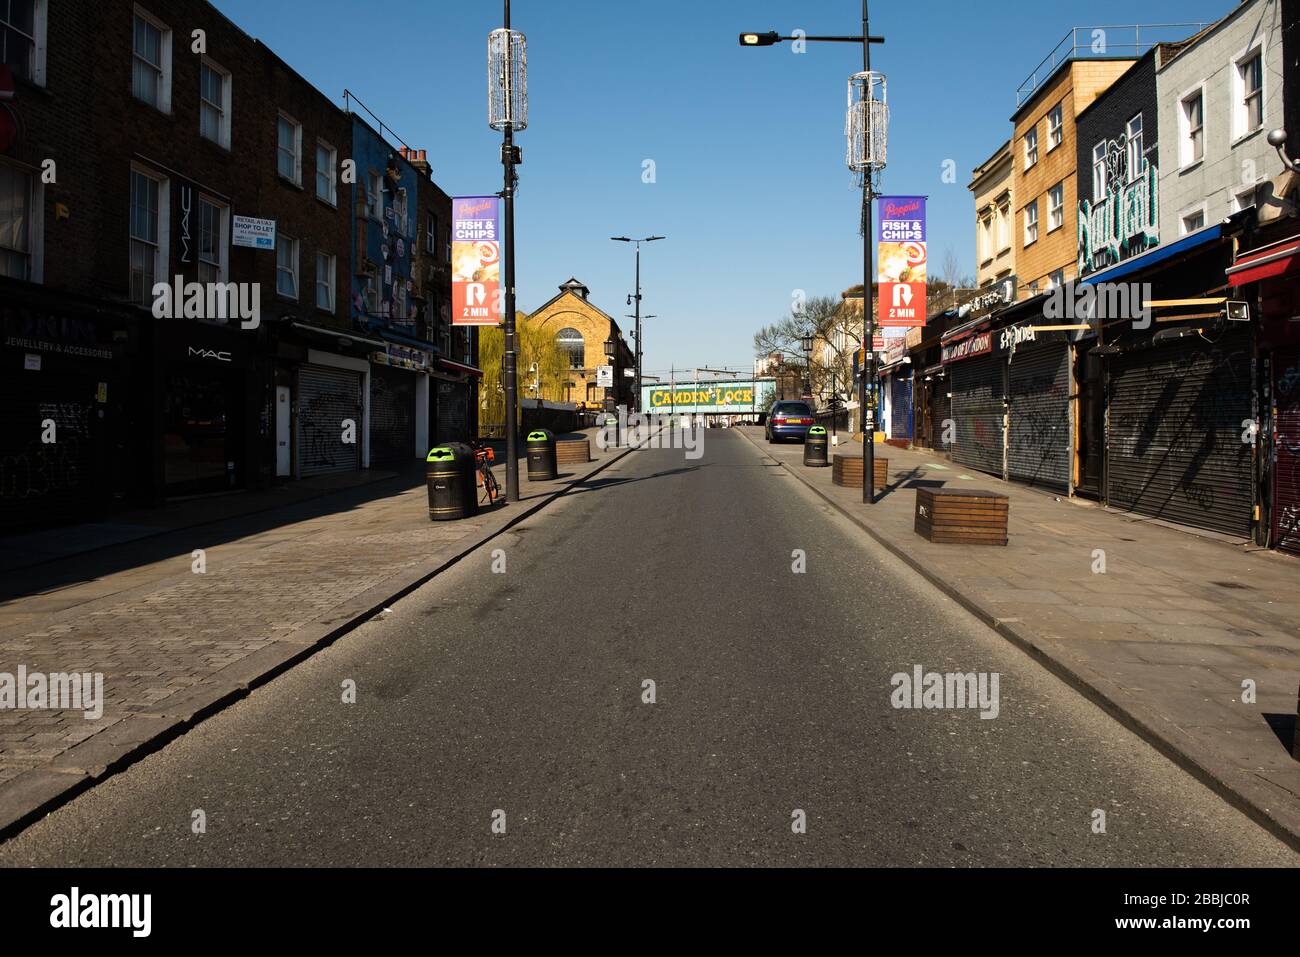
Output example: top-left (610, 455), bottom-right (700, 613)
top-left (640, 379), bottom-right (777, 415)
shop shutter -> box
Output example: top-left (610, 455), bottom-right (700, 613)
top-left (436, 381), bottom-right (469, 443)
top-left (1274, 349), bottom-right (1300, 554)
top-left (929, 376), bottom-right (951, 450)
top-left (949, 355), bottom-right (1005, 477)
top-left (369, 365), bottom-right (416, 470)
top-left (297, 364), bottom-right (362, 477)
top-left (1006, 343), bottom-right (1071, 491)
top-left (1107, 331), bottom-right (1253, 538)
top-left (890, 376), bottom-right (913, 443)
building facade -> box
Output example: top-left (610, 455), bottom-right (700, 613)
top-left (969, 140), bottom-right (1016, 293)
top-left (527, 279), bottom-right (634, 411)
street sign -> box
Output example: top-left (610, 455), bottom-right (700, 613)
top-left (596, 365), bottom-right (614, 387)
top-left (233, 216), bottom-right (276, 250)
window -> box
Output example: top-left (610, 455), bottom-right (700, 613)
top-left (1234, 185), bottom-right (1258, 212)
top-left (1048, 183), bottom-right (1064, 232)
top-left (426, 212), bottom-right (436, 255)
top-left (132, 8), bottom-right (170, 111)
top-left (277, 114), bottom-right (302, 185)
top-left (315, 253), bottom-right (335, 311)
top-left (196, 196), bottom-right (227, 284)
top-left (996, 202), bottom-right (1009, 253)
top-left (2, 0), bottom-right (45, 85)
top-left (199, 59), bottom-right (230, 148)
top-left (315, 141), bottom-right (337, 204)
top-left (1237, 50), bottom-right (1263, 136)
top-left (395, 280), bottom-right (408, 321)
top-left (978, 214), bottom-right (992, 263)
top-left (366, 171), bottom-right (382, 219)
top-left (361, 263), bottom-right (378, 314)
top-left (276, 234), bottom-right (298, 298)
top-left (129, 167), bottom-right (163, 306)
top-left (1023, 127), bottom-right (1038, 169)
top-left (0, 161), bottom-right (33, 280)
top-left (1180, 88), bottom-right (1204, 166)
top-left (1180, 206), bottom-right (1206, 235)
top-left (1024, 201), bottom-right (1038, 246)
top-left (1092, 142), bottom-right (1107, 199)
top-left (556, 327), bottom-right (585, 370)
top-left (1048, 269), bottom-right (1065, 291)
top-left (1047, 104), bottom-right (1063, 150)
top-left (1126, 115), bottom-right (1143, 180)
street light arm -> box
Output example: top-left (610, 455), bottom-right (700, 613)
top-left (739, 31), bottom-right (885, 46)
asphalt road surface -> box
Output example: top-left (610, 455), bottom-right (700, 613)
top-left (1, 431), bottom-right (1296, 866)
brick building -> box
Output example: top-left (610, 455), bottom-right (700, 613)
top-left (528, 279), bottom-right (634, 411)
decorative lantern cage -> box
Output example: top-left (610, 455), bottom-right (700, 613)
top-left (488, 28), bottom-right (528, 132)
top-left (846, 71), bottom-right (888, 187)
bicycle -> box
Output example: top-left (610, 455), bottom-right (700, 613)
top-left (470, 439), bottom-right (502, 506)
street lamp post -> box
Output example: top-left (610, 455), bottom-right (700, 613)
top-left (611, 235), bottom-right (665, 413)
top-left (740, 2), bottom-right (886, 504)
top-left (489, 1), bottom-right (528, 502)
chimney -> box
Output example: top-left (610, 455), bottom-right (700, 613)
top-left (408, 148), bottom-right (432, 179)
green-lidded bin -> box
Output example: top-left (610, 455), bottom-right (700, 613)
top-left (804, 425), bottom-right (830, 467)
top-left (426, 443), bottom-right (478, 521)
top-left (526, 429), bottom-right (557, 481)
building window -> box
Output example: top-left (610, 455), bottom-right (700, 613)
top-left (978, 215), bottom-right (992, 264)
top-left (1047, 104), bottom-right (1063, 151)
top-left (556, 327), bottom-right (585, 370)
top-left (1048, 269), bottom-right (1065, 291)
top-left (996, 202), bottom-right (1009, 253)
top-left (1180, 205), bottom-right (1206, 235)
top-left (0, 160), bottom-right (33, 280)
top-left (277, 114), bottom-right (302, 185)
top-left (199, 59), bottom-right (230, 148)
top-left (1092, 142), bottom-right (1107, 199)
top-left (1236, 49), bottom-right (1264, 137)
top-left (2, 0), bottom-right (45, 85)
top-left (1234, 185), bottom-right (1258, 212)
top-left (1047, 182), bottom-right (1064, 232)
top-left (315, 253), bottom-right (335, 312)
top-left (276, 234), bottom-right (299, 299)
top-left (366, 172), bottom-right (382, 220)
top-left (1023, 127), bottom-right (1038, 169)
top-left (196, 196), bottom-right (227, 284)
top-left (426, 212), bottom-right (436, 255)
top-left (395, 281), bottom-right (408, 321)
top-left (129, 167), bottom-right (164, 306)
top-left (1125, 115), bottom-right (1143, 180)
top-left (1180, 88), bottom-right (1204, 167)
top-left (315, 141), bottom-right (337, 205)
top-left (132, 8), bottom-right (170, 112)
top-left (361, 263), bottom-right (379, 314)
top-left (1024, 201), bottom-right (1038, 246)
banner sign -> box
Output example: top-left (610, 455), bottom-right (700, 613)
top-left (451, 196), bottom-right (502, 327)
top-left (232, 216), bottom-right (276, 250)
top-left (878, 196), bottom-right (927, 327)
top-left (941, 330), bottom-right (993, 364)
top-left (641, 379), bottom-right (777, 415)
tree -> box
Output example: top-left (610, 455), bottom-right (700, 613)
top-left (753, 291), bottom-right (865, 411)
top-left (478, 313), bottom-right (570, 435)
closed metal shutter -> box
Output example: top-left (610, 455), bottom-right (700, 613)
top-left (436, 381), bottom-right (469, 443)
top-left (1274, 349), bottom-right (1300, 554)
top-left (1007, 342), bottom-right (1071, 491)
top-left (297, 364), bottom-right (362, 477)
top-left (890, 375), bottom-right (912, 442)
top-left (1107, 331), bottom-right (1253, 538)
top-left (369, 365), bottom-right (415, 470)
top-left (929, 375), bottom-right (951, 450)
top-left (949, 355), bottom-right (1005, 477)
top-left (0, 376), bottom-right (100, 531)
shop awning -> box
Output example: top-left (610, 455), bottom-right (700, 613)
top-left (1079, 223), bottom-right (1223, 286)
top-left (1227, 234), bottom-right (1300, 286)
top-left (435, 357), bottom-right (484, 378)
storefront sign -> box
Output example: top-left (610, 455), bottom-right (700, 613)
top-left (1078, 149), bottom-right (1159, 276)
top-left (878, 196), bottom-right (928, 327)
top-left (942, 330), bottom-right (993, 364)
top-left (3, 309), bottom-right (117, 362)
top-left (371, 344), bottom-right (432, 372)
top-left (233, 216), bottom-right (276, 250)
top-left (451, 196), bottom-right (502, 327)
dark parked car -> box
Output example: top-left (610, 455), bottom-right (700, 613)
top-left (765, 401), bottom-right (816, 443)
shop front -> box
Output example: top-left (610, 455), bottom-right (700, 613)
top-left (369, 344), bottom-right (432, 471)
top-left (1002, 320), bottom-right (1072, 493)
top-left (432, 357), bottom-right (482, 445)
top-left (0, 285), bottom-right (138, 530)
top-left (942, 322), bottom-right (1005, 479)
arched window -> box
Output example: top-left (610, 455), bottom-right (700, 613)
top-left (556, 327), bottom-right (585, 370)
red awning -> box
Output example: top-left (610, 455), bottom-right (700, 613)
top-left (1227, 236), bottom-right (1300, 286)
top-left (435, 357), bottom-right (484, 378)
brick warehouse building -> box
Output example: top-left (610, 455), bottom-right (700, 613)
top-left (0, 0), bottom-right (471, 532)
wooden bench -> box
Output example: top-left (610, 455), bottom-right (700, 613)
top-left (914, 488), bottom-right (1009, 546)
top-left (832, 454), bottom-right (888, 490)
top-left (555, 437), bottom-right (591, 465)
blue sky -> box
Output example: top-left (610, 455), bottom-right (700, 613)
top-left (212, 0), bottom-right (1233, 376)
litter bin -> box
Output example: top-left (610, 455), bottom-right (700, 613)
top-left (804, 426), bottom-right (830, 467)
top-left (426, 444), bottom-right (478, 521)
top-left (526, 429), bottom-right (557, 481)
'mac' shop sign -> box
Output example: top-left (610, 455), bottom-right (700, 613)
top-left (941, 330), bottom-right (993, 364)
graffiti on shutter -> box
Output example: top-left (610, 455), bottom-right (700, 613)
top-left (1007, 343), bottom-right (1070, 491)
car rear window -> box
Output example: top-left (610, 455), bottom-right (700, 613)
top-left (774, 403), bottom-right (813, 416)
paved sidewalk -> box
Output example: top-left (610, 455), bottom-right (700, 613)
top-left (0, 428), bottom-right (628, 837)
top-left (739, 427), bottom-right (1300, 848)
